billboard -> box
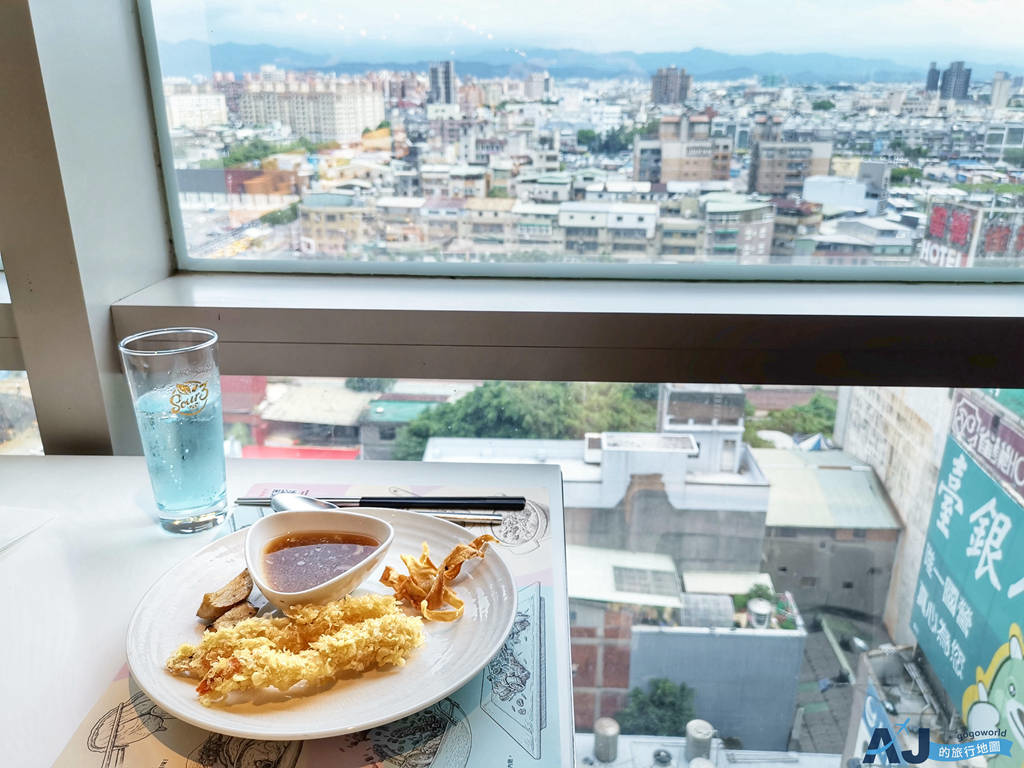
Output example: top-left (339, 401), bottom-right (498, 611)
top-left (911, 390), bottom-right (1024, 762)
top-left (919, 203), bottom-right (976, 268)
top-left (920, 203), bottom-right (1024, 268)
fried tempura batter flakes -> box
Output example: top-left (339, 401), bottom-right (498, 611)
top-left (380, 534), bottom-right (497, 622)
top-left (166, 593), bottom-right (423, 705)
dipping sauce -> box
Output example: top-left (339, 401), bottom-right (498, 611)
top-left (263, 531), bottom-right (379, 593)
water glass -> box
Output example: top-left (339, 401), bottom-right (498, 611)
top-left (119, 328), bottom-right (228, 533)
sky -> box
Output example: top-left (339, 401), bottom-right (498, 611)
top-left (152, 0), bottom-right (1024, 65)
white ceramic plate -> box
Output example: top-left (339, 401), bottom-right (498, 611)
top-left (126, 508), bottom-right (516, 740)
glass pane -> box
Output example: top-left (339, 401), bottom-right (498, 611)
top-left (144, 1), bottom-right (1024, 275)
top-left (220, 377), bottom-right (1021, 761)
top-left (0, 371), bottom-right (42, 455)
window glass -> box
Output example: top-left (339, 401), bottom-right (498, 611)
top-left (144, 2), bottom-right (1024, 274)
top-left (0, 371), bottom-right (42, 455)
top-left (219, 376), bottom-right (1021, 761)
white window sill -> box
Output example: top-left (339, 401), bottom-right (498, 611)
top-left (111, 273), bottom-right (1024, 386)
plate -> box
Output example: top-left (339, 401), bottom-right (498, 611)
top-left (126, 508), bottom-right (517, 740)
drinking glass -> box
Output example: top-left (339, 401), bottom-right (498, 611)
top-left (119, 327), bottom-right (228, 533)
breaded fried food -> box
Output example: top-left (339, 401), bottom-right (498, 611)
top-left (166, 593), bottom-right (422, 705)
top-left (380, 534), bottom-right (497, 622)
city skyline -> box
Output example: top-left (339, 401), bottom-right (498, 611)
top-left (152, 0), bottom-right (1024, 67)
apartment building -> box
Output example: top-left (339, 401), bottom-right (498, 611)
top-left (239, 79), bottom-right (384, 143)
top-left (748, 141), bottom-right (833, 196)
top-left (633, 115), bottom-right (732, 183)
top-left (700, 193), bottom-right (775, 264)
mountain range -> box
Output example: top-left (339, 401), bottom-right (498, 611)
top-left (157, 40), bottom-right (1015, 85)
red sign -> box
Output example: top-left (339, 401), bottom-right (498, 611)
top-left (929, 206), bottom-right (948, 238)
top-left (984, 225), bottom-right (1011, 254)
top-left (950, 210), bottom-right (972, 246)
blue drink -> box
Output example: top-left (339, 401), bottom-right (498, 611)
top-left (120, 328), bottom-right (228, 533)
top-left (135, 388), bottom-right (227, 522)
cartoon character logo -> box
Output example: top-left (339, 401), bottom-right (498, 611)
top-left (964, 624), bottom-right (1024, 768)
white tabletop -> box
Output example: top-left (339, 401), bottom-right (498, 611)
top-left (0, 456), bottom-right (565, 767)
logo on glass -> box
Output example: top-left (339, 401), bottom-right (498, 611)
top-left (169, 380), bottom-right (209, 415)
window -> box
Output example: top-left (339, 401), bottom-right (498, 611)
top-left (0, 372), bottom-right (41, 455)
top-left (139, 1), bottom-right (1024, 277)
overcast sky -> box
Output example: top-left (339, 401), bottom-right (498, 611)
top-left (153, 0), bottom-right (1024, 64)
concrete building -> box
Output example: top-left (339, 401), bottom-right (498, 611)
top-left (833, 387), bottom-right (953, 646)
top-left (991, 71), bottom-right (1013, 110)
top-left (656, 217), bottom-right (704, 259)
top-left (239, 79), bottom-right (384, 143)
top-left (629, 618), bottom-right (806, 750)
top-left (428, 60), bottom-right (456, 105)
top-left (633, 116), bottom-right (732, 183)
top-left (926, 62), bottom-right (940, 93)
top-left (700, 193), bottom-right (775, 264)
top-left (512, 201), bottom-right (564, 251)
top-left (770, 198), bottom-right (823, 262)
top-left (794, 217), bottom-right (917, 266)
top-left (940, 61), bottom-right (971, 101)
top-left (651, 66), bottom-right (691, 104)
top-left (164, 90), bottom-right (227, 130)
top-left (803, 176), bottom-right (872, 213)
top-left (458, 197), bottom-right (517, 247)
top-left (359, 398), bottom-right (438, 459)
top-left (524, 71), bottom-right (553, 101)
top-left (420, 197), bottom-right (464, 243)
top-left (298, 192), bottom-right (371, 255)
top-left (754, 448), bottom-right (902, 618)
top-left (749, 141), bottom-right (833, 196)
top-left (559, 202), bottom-right (659, 257)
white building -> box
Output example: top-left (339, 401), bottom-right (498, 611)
top-left (803, 175), bottom-right (871, 213)
top-left (164, 91), bottom-right (227, 130)
top-left (239, 80), bottom-right (384, 143)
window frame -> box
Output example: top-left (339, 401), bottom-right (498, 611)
top-left (139, 1), bottom-right (1024, 285)
top-left (1, 0), bottom-right (1022, 455)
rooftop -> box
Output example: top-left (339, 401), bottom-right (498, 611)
top-left (258, 380), bottom-right (375, 426)
top-left (375, 196), bottom-right (425, 209)
top-left (360, 399), bottom-right (436, 424)
top-left (567, 544), bottom-right (682, 609)
top-left (752, 448), bottom-right (901, 529)
top-left (301, 192), bottom-right (361, 209)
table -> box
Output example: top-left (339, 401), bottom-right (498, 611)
top-left (0, 456), bottom-right (570, 767)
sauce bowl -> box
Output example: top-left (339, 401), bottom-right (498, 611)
top-left (244, 509), bottom-right (394, 614)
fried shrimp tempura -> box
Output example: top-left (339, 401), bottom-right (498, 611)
top-left (166, 593), bottom-right (422, 705)
top-left (380, 534), bottom-right (497, 622)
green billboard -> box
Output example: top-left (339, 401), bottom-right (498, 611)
top-left (911, 389), bottom-right (1024, 764)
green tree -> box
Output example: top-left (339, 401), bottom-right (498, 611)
top-left (757, 392), bottom-right (838, 437)
top-left (577, 129), bottom-right (598, 149)
top-left (376, 119), bottom-right (391, 130)
top-left (613, 678), bottom-right (696, 736)
top-left (1001, 148), bottom-right (1024, 166)
top-left (812, 99), bottom-right (835, 111)
top-left (259, 202), bottom-right (299, 226)
top-left (345, 377), bottom-right (396, 392)
top-left (487, 188), bottom-right (510, 198)
top-left (392, 381), bottom-right (656, 461)
top-left (890, 167), bottom-right (922, 183)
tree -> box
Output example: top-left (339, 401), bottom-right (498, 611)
top-left (812, 99), bottom-right (835, 111)
top-left (345, 378), bottom-right (395, 392)
top-left (392, 381), bottom-right (657, 461)
top-left (1003, 148), bottom-right (1024, 166)
top-left (376, 120), bottom-right (391, 130)
top-left (757, 392), bottom-right (838, 437)
top-left (259, 202), bottom-right (299, 226)
top-left (577, 129), bottom-right (598, 149)
top-left (487, 188), bottom-right (510, 198)
top-left (613, 678), bottom-right (696, 736)
top-left (890, 167), bottom-right (922, 183)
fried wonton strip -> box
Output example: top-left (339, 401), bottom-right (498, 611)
top-left (381, 534), bottom-right (497, 621)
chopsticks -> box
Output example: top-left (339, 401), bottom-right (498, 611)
top-left (233, 496), bottom-right (521, 525)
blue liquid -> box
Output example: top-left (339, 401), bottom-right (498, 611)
top-left (135, 389), bottom-right (226, 515)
